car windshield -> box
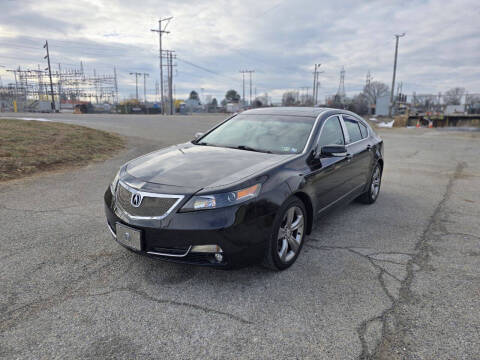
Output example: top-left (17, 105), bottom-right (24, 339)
top-left (196, 114), bottom-right (316, 154)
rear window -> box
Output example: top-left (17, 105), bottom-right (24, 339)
top-left (344, 118), bottom-right (362, 143)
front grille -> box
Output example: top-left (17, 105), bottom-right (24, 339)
top-left (116, 182), bottom-right (181, 219)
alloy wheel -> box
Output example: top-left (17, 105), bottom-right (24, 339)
top-left (371, 166), bottom-right (381, 199)
top-left (277, 206), bottom-right (305, 263)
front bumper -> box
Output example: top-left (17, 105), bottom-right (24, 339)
top-left (104, 189), bottom-right (275, 267)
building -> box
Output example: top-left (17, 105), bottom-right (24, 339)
top-left (375, 95), bottom-right (390, 116)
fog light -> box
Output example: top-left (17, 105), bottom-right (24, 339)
top-left (191, 245), bottom-right (223, 253)
top-left (214, 253), bottom-right (223, 263)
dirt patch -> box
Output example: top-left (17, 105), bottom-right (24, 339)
top-left (0, 118), bottom-right (125, 181)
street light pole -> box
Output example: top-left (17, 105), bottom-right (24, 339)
top-left (389, 33), bottom-right (405, 117)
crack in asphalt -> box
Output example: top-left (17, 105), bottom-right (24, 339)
top-left (0, 255), bottom-right (126, 334)
top-left (1, 253), bottom-right (252, 334)
top-left (85, 288), bottom-right (253, 325)
top-left (304, 242), bottom-right (406, 357)
top-left (306, 162), bottom-right (465, 359)
top-left (362, 162), bottom-right (465, 359)
top-left (305, 243), bottom-right (405, 285)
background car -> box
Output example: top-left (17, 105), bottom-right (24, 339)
top-left (105, 107), bottom-right (383, 270)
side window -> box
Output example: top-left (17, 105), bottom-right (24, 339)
top-left (318, 116), bottom-right (345, 147)
top-left (344, 118), bottom-right (362, 143)
top-left (359, 122), bottom-right (368, 139)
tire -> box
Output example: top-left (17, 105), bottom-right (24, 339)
top-left (357, 163), bottom-right (382, 204)
top-left (262, 197), bottom-right (307, 271)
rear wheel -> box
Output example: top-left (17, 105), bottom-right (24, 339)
top-left (263, 197), bottom-right (306, 270)
top-left (357, 163), bottom-right (382, 204)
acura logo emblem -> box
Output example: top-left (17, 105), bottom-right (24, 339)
top-left (131, 192), bottom-right (142, 207)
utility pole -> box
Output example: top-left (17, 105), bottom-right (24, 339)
top-left (389, 33), bottom-right (405, 117)
top-left (239, 70), bottom-right (254, 105)
top-left (151, 17), bottom-right (173, 115)
top-left (113, 66), bottom-right (119, 104)
top-left (0, 65), bottom-right (4, 87)
top-left (366, 70), bottom-right (372, 114)
top-left (43, 40), bottom-right (55, 111)
top-left (129, 72), bottom-right (141, 101)
top-left (163, 50), bottom-right (175, 115)
top-left (168, 51), bottom-right (173, 114)
top-left (93, 68), bottom-right (98, 104)
top-left (248, 70), bottom-right (254, 105)
top-left (312, 64), bottom-right (323, 105)
top-left (143, 73), bottom-right (149, 103)
top-left (57, 63), bottom-right (62, 110)
top-left (239, 70), bottom-right (247, 106)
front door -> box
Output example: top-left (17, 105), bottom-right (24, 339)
top-left (306, 115), bottom-right (351, 211)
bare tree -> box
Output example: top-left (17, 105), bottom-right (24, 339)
top-left (282, 91), bottom-right (298, 106)
top-left (444, 87), bottom-right (465, 105)
top-left (363, 81), bottom-right (389, 107)
top-left (412, 94), bottom-right (440, 112)
top-left (349, 93), bottom-right (369, 115)
top-left (465, 93), bottom-right (480, 113)
top-left (465, 94), bottom-right (480, 106)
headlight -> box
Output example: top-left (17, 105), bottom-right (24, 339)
top-left (180, 183), bottom-right (261, 211)
top-left (110, 168), bottom-right (121, 194)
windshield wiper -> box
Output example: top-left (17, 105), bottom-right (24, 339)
top-left (235, 145), bottom-right (272, 153)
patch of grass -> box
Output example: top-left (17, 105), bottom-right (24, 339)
top-left (0, 119), bottom-right (125, 181)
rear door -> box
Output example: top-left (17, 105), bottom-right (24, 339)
top-left (341, 115), bottom-right (373, 190)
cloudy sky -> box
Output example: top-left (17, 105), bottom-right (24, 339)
top-left (0, 0), bottom-right (479, 103)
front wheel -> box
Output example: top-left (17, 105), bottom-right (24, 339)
top-left (357, 163), bottom-right (382, 204)
top-left (263, 197), bottom-right (306, 270)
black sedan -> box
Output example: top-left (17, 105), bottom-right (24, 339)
top-left (104, 107), bottom-right (383, 270)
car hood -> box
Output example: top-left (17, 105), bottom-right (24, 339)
top-left (126, 143), bottom-right (291, 192)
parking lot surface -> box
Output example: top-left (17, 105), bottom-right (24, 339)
top-left (1, 113), bottom-right (479, 359)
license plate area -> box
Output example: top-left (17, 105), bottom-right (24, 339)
top-left (115, 222), bottom-right (141, 251)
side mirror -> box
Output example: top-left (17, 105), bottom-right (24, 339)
top-left (321, 145), bottom-right (347, 157)
top-left (194, 132), bottom-right (204, 140)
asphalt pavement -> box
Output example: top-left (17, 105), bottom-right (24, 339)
top-left (1, 112), bottom-right (479, 359)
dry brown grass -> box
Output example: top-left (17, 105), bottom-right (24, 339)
top-left (0, 118), bottom-right (125, 181)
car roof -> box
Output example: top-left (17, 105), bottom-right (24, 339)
top-left (241, 107), bottom-right (329, 117)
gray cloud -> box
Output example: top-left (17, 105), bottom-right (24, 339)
top-left (0, 0), bottom-right (479, 102)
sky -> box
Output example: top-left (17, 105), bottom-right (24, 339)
top-left (0, 0), bottom-right (479, 103)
